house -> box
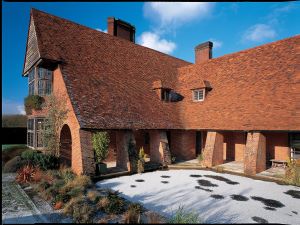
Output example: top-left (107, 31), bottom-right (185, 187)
top-left (23, 8), bottom-right (300, 176)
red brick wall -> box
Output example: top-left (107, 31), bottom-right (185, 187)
top-left (134, 130), bottom-right (150, 155)
top-left (115, 130), bottom-right (131, 171)
top-left (53, 66), bottom-right (87, 175)
top-left (195, 47), bottom-right (211, 64)
top-left (264, 132), bottom-right (290, 161)
top-left (170, 130), bottom-right (196, 160)
top-left (203, 131), bottom-right (224, 167)
top-left (244, 132), bottom-right (266, 175)
top-left (223, 132), bottom-right (246, 162)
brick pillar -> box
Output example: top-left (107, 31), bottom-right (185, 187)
top-left (244, 132), bottom-right (266, 175)
top-left (202, 131), bottom-right (224, 167)
top-left (116, 130), bottom-right (137, 172)
top-left (149, 130), bottom-right (171, 165)
top-left (79, 129), bottom-right (96, 176)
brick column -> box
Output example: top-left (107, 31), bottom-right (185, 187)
top-left (116, 130), bottom-right (136, 172)
top-left (149, 130), bottom-right (171, 165)
top-left (79, 129), bottom-right (96, 176)
top-left (202, 131), bottom-right (224, 167)
top-left (244, 132), bottom-right (266, 175)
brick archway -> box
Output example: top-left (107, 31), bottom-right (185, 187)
top-left (60, 124), bottom-right (72, 166)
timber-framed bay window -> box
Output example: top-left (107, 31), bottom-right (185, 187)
top-left (27, 117), bottom-right (47, 149)
top-left (27, 66), bottom-right (53, 96)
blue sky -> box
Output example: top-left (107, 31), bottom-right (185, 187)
top-left (2, 2), bottom-right (300, 115)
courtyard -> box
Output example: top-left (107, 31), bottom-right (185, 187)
top-left (97, 169), bottom-right (300, 224)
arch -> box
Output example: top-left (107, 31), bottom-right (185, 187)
top-left (60, 124), bottom-right (72, 166)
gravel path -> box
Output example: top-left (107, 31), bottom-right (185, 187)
top-left (2, 173), bottom-right (71, 224)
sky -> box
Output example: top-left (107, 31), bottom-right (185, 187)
top-left (2, 2), bottom-right (300, 115)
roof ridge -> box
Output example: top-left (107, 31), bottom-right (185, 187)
top-left (179, 34), bottom-right (300, 70)
top-left (31, 8), bottom-right (192, 65)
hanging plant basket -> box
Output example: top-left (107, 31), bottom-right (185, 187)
top-left (24, 95), bottom-right (44, 115)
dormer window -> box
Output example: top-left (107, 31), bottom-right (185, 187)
top-left (161, 88), bottom-right (171, 102)
top-left (193, 89), bottom-right (205, 101)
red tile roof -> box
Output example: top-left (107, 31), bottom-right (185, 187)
top-left (30, 9), bottom-right (190, 129)
top-left (28, 9), bottom-right (300, 131)
top-left (177, 35), bottom-right (300, 131)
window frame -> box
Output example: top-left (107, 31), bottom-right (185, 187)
top-left (27, 117), bottom-right (46, 149)
top-left (192, 89), bottom-right (205, 102)
top-left (28, 66), bottom-right (53, 96)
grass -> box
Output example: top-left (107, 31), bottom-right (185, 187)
top-left (169, 206), bottom-right (200, 224)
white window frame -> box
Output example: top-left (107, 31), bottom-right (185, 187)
top-left (193, 89), bottom-right (205, 102)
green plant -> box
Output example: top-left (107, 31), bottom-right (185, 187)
top-left (127, 202), bottom-right (144, 214)
top-left (24, 95), bottom-right (44, 114)
top-left (43, 94), bottom-right (69, 156)
top-left (171, 156), bottom-right (176, 163)
top-left (100, 190), bottom-right (126, 214)
top-left (87, 190), bottom-right (100, 203)
top-left (21, 150), bottom-right (59, 170)
top-left (124, 205), bottom-right (141, 223)
top-left (92, 131), bottom-right (110, 163)
top-left (197, 154), bottom-right (204, 163)
top-left (285, 158), bottom-right (300, 186)
top-left (137, 147), bottom-right (145, 174)
top-left (58, 167), bottom-right (75, 182)
top-left (169, 206), bottom-right (200, 224)
top-left (63, 195), bottom-right (95, 223)
top-left (3, 156), bottom-right (26, 172)
top-left (61, 175), bottom-right (91, 194)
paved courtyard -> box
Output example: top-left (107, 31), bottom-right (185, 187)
top-left (97, 169), bottom-right (300, 224)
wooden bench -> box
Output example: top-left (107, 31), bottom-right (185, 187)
top-left (270, 159), bottom-right (288, 168)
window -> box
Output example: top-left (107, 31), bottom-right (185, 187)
top-left (28, 67), bottom-right (53, 96)
top-left (27, 118), bottom-right (46, 148)
top-left (28, 68), bottom-right (35, 95)
top-left (27, 119), bottom-right (35, 148)
top-left (38, 68), bottom-right (52, 95)
top-left (193, 89), bottom-right (205, 101)
top-left (161, 89), bottom-right (171, 102)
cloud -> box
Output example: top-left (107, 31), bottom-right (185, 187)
top-left (2, 99), bottom-right (26, 115)
top-left (209, 38), bottom-right (223, 49)
top-left (96, 28), bottom-right (107, 33)
top-left (138, 32), bottom-right (176, 54)
top-left (144, 2), bottom-right (215, 30)
top-left (267, 3), bottom-right (297, 25)
top-left (242, 24), bottom-right (276, 42)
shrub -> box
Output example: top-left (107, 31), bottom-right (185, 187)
top-left (54, 201), bottom-right (63, 210)
top-left (92, 132), bottom-right (110, 163)
top-left (169, 206), bottom-right (200, 224)
top-left (60, 175), bottom-right (91, 196)
top-left (127, 202), bottom-right (144, 214)
top-left (197, 154), bottom-right (203, 163)
top-left (124, 207), bottom-right (141, 224)
top-left (285, 159), bottom-right (300, 186)
top-left (24, 95), bottom-right (44, 115)
top-left (98, 190), bottom-right (125, 214)
top-left (58, 167), bottom-right (75, 182)
top-left (3, 156), bottom-right (26, 172)
top-left (63, 195), bottom-right (95, 223)
top-left (2, 145), bottom-right (28, 164)
top-left (21, 150), bottom-right (59, 170)
top-left (87, 190), bottom-right (100, 203)
top-left (16, 165), bottom-right (36, 184)
top-left (146, 212), bottom-right (166, 224)
top-left (137, 147), bottom-right (145, 174)
top-left (97, 196), bottom-right (110, 210)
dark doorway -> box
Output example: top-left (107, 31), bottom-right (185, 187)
top-left (60, 124), bottom-right (72, 166)
top-left (196, 131), bottom-right (202, 155)
top-left (166, 131), bottom-right (171, 149)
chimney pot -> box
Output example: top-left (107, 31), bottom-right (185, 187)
top-left (195, 41), bottom-right (213, 64)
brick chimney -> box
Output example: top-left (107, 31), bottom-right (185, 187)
top-left (107, 17), bottom-right (135, 43)
top-left (195, 41), bottom-right (213, 64)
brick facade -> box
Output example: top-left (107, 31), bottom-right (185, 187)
top-left (244, 132), bottom-right (266, 175)
top-left (264, 132), bottom-right (290, 162)
top-left (149, 130), bottom-right (171, 165)
top-left (223, 132), bottom-right (246, 162)
top-left (170, 130), bottom-right (196, 160)
top-left (203, 132), bottom-right (224, 167)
